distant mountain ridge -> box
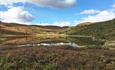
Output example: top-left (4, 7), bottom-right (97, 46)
top-left (0, 21), bottom-right (67, 35)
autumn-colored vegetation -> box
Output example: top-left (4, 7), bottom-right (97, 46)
top-left (0, 21), bottom-right (67, 36)
top-left (0, 19), bottom-right (115, 70)
top-left (0, 46), bottom-right (115, 70)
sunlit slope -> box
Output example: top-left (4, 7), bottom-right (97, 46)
top-left (0, 21), bottom-right (68, 35)
top-left (66, 19), bottom-right (115, 40)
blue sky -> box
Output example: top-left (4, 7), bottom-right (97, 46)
top-left (0, 0), bottom-right (115, 26)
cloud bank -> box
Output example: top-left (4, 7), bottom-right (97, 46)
top-left (0, 0), bottom-right (76, 8)
top-left (34, 21), bottom-right (73, 27)
top-left (78, 4), bottom-right (115, 24)
top-left (0, 7), bottom-right (34, 23)
top-left (77, 10), bottom-right (115, 23)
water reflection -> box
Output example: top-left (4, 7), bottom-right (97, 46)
top-left (0, 36), bottom-right (105, 49)
top-left (16, 42), bottom-right (79, 48)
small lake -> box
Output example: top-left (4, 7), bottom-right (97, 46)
top-left (0, 36), bottom-right (105, 49)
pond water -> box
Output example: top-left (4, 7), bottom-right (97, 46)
top-left (0, 36), bottom-right (105, 49)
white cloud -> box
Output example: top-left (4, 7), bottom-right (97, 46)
top-left (0, 0), bottom-right (76, 8)
top-left (0, 7), bottom-right (34, 23)
top-left (53, 21), bottom-right (72, 26)
top-left (29, 0), bottom-right (76, 8)
top-left (78, 10), bottom-right (115, 23)
top-left (35, 21), bottom-right (72, 27)
top-left (78, 4), bottom-right (115, 23)
top-left (0, 0), bottom-right (26, 7)
top-left (112, 4), bottom-right (115, 8)
top-left (80, 9), bottom-right (100, 15)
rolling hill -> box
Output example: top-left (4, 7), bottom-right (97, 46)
top-left (66, 19), bottom-right (115, 40)
top-left (0, 21), bottom-right (67, 36)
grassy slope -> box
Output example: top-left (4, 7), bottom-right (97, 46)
top-left (66, 19), bottom-right (115, 40)
top-left (0, 22), bottom-right (67, 35)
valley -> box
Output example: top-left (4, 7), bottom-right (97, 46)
top-left (0, 19), bottom-right (115, 70)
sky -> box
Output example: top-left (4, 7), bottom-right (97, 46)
top-left (0, 0), bottom-right (115, 26)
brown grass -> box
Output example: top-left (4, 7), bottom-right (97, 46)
top-left (0, 46), bottom-right (114, 70)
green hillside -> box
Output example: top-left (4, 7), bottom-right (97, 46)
top-left (66, 19), bottom-right (115, 40)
